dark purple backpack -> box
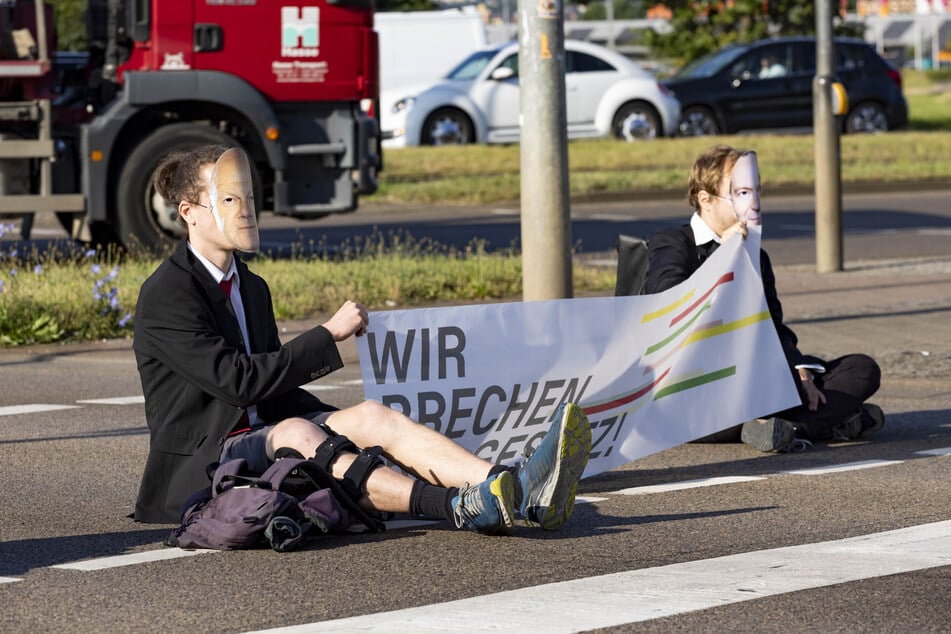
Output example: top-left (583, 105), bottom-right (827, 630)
top-left (167, 457), bottom-right (384, 552)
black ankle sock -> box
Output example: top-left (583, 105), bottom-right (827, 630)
top-left (409, 480), bottom-right (458, 521)
top-left (487, 464), bottom-right (522, 506)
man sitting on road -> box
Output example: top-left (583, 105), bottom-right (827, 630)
top-left (642, 144), bottom-right (884, 452)
top-left (131, 144), bottom-right (592, 535)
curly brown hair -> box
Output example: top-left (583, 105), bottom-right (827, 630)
top-left (686, 145), bottom-right (748, 212)
top-left (152, 144), bottom-right (232, 229)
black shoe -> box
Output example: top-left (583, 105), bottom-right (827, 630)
top-left (741, 417), bottom-right (796, 452)
top-left (833, 403), bottom-right (886, 441)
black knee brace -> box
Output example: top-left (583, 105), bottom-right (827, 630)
top-left (311, 435), bottom-right (386, 499)
top-left (342, 445), bottom-right (385, 498)
top-left (311, 434), bottom-right (358, 471)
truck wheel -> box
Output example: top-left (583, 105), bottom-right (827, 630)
top-left (115, 123), bottom-right (239, 251)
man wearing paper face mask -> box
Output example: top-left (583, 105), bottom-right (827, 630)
top-left (131, 144), bottom-right (592, 537)
top-left (643, 145), bottom-right (884, 452)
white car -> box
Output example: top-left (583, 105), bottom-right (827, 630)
top-left (382, 40), bottom-right (681, 147)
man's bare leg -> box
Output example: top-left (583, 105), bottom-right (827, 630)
top-left (321, 400), bottom-right (495, 488)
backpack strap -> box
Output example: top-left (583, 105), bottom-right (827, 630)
top-left (289, 459), bottom-right (386, 534)
top-left (258, 456), bottom-right (309, 489)
top-left (212, 458), bottom-right (271, 495)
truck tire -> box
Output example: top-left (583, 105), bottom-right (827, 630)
top-left (115, 123), bottom-right (241, 251)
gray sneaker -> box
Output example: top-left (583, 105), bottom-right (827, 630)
top-left (516, 402), bottom-right (592, 531)
top-left (833, 403), bottom-right (886, 441)
top-left (452, 472), bottom-right (515, 535)
top-left (741, 417), bottom-right (797, 452)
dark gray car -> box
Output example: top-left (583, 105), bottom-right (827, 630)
top-left (663, 37), bottom-right (908, 136)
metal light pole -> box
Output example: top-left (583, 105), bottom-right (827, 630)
top-left (813, 0), bottom-right (843, 273)
top-left (517, 0), bottom-right (572, 301)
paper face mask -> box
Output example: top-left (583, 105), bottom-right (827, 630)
top-left (209, 147), bottom-right (259, 253)
top-left (730, 151), bottom-right (761, 226)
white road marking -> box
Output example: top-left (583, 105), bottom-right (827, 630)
top-left (575, 496), bottom-right (608, 503)
top-left (246, 520), bottom-right (951, 633)
top-left (303, 380), bottom-right (363, 392)
top-left (0, 404), bottom-right (81, 417)
top-left (0, 576), bottom-right (22, 583)
top-left (916, 447), bottom-right (951, 456)
top-left (50, 518), bottom-right (441, 572)
top-left (781, 459), bottom-right (903, 475)
top-left (615, 476), bottom-right (764, 495)
top-left (51, 547), bottom-right (213, 571)
top-left (76, 396), bottom-right (144, 405)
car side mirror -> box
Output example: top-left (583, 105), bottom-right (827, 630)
top-left (490, 67), bottom-right (515, 81)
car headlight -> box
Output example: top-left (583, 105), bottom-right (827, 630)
top-left (392, 96), bottom-right (415, 114)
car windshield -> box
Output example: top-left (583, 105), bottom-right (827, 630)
top-left (673, 45), bottom-right (748, 79)
top-left (445, 49), bottom-right (500, 80)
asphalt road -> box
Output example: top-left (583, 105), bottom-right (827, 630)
top-left (1, 189), bottom-right (950, 632)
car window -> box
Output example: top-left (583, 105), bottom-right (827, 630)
top-left (567, 51), bottom-right (615, 73)
top-left (836, 43), bottom-right (878, 73)
top-left (446, 49), bottom-right (500, 81)
top-left (673, 45), bottom-right (748, 79)
top-left (794, 42), bottom-right (816, 74)
top-left (733, 44), bottom-right (794, 80)
top-left (495, 53), bottom-right (519, 78)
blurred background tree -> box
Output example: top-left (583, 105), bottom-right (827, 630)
top-left (376, 0), bottom-right (440, 10)
top-left (50, 0), bottom-right (88, 50)
top-left (644, 0), bottom-right (815, 66)
top-left (580, 0), bottom-right (648, 20)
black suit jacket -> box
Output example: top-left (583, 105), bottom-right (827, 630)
top-left (132, 241), bottom-right (342, 523)
top-left (643, 224), bottom-right (807, 368)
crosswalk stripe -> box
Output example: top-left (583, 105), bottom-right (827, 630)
top-left (615, 475), bottom-right (764, 495)
top-left (0, 404), bottom-right (81, 416)
top-left (245, 520), bottom-right (951, 633)
top-left (76, 396), bottom-right (144, 405)
top-left (51, 548), bottom-right (213, 571)
top-left (781, 459), bottom-right (903, 475)
top-left (917, 447), bottom-right (951, 456)
top-left (302, 380), bottom-right (363, 392)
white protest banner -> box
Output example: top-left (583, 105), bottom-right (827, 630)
top-left (356, 227), bottom-right (801, 477)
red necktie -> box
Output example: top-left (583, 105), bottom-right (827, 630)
top-left (219, 275), bottom-right (250, 434)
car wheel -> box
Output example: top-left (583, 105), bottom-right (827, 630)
top-left (612, 101), bottom-right (660, 141)
top-left (678, 107), bottom-right (719, 136)
top-left (421, 108), bottom-right (473, 145)
top-left (846, 102), bottom-right (888, 133)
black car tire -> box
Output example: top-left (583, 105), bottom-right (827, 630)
top-left (846, 102), bottom-right (889, 133)
top-left (678, 107), bottom-right (720, 136)
top-left (612, 101), bottom-right (661, 140)
top-left (421, 108), bottom-right (474, 145)
top-left (115, 123), bottom-right (258, 252)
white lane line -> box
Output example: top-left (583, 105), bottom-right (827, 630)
top-left (52, 547), bottom-right (214, 571)
top-left (615, 476), bottom-right (764, 496)
top-left (917, 447), bottom-right (951, 457)
top-left (0, 576), bottom-right (22, 583)
top-left (0, 404), bottom-right (81, 416)
top-left (303, 380), bottom-right (363, 392)
top-left (576, 496), bottom-right (608, 504)
top-left (246, 520), bottom-right (951, 633)
top-left (49, 518), bottom-right (440, 572)
top-left (76, 396), bottom-right (144, 405)
top-left (781, 459), bottom-right (903, 475)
